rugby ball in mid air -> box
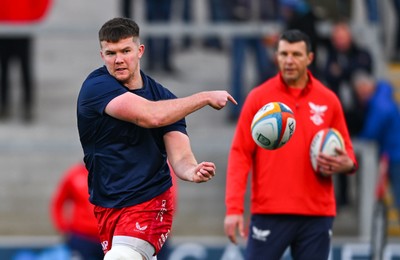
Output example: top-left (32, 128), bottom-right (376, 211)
top-left (310, 128), bottom-right (345, 172)
top-left (251, 102), bottom-right (296, 150)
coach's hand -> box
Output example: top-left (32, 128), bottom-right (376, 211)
top-left (317, 147), bottom-right (355, 176)
top-left (224, 214), bottom-right (246, 244)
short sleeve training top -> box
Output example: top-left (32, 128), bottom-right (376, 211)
top-left (77, 66), bottom-right (187, 208)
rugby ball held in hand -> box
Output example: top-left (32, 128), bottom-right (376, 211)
top-left (310, 128), bottom-right (345, 172)
top-left (251, 102), bottom-right (296, 150)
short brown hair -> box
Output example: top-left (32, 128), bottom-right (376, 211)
top-left (98, 17), bottom-right (140, 43)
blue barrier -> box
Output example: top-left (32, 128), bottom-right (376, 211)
top-left (3, 242), bottom-right (400, 260)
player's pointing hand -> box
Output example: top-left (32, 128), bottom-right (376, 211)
top-left (206, 91), bottom-right (238, 110)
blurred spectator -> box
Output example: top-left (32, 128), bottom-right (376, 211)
top-left (0, 37), bottom-right (33, 122)
top-left (354, 71), bottom-right (400, 210)
top-left (0, 0), bottom-right (52, 123)
top-left (145, 0), bottom-right (176, 73)
top-left (181, 0), bottom-right (193, 49)
top-left (364, 0), bottom-right (380, 23)
top-left (322, 20), bottom-right (373, 137)
top-left (263, 0), bottom-right (281, 21)
top-left (335, 0), bottom-right (352, 19)
top-left (227, 0), bottom-right (276, 121)
top-left (281, 0), bottom-right (322, 76)
top-left (321, 20), bottom-right (373, 207)
top-left (203, 0), bottom-right (229, 50)
top-left (50, 163), bottom-right (104, 260)
top-left (120, 0), bottom-right (133, 18)
top-left (0, 0), bottom-right (51, 22)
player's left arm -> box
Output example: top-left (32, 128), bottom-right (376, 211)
top-left (164, 131), bottom-right (215, 183)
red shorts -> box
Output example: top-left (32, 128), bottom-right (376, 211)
top-left (94, 189), bottom-right (174, 256)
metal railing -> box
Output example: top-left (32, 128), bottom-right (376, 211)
top-left (352, 139), bottom-right (379, 241)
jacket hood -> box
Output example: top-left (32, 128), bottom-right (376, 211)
top-left (370, 80), bottom-right (394, 104)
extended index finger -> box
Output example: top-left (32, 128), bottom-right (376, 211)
top-left (228, 95), bottom-right (238, 105)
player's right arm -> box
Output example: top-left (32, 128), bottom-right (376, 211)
top-left (105, 90), bottom-right (237, 128)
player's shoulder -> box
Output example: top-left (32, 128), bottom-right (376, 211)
top-left (82, 67), bottom-right (122, 91)
top-left (84, 66), bottom-right (114, 84)
top-left (79, 67), bottom-right (125, 104)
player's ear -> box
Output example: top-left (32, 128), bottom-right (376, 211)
top-left (99, 41), bottom-right (106, 60)
top-left (138, 44), bottom-right (145, 58)
top-left (307, 52), bottom-right (314, 66)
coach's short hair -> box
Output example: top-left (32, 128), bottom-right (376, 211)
top-left (99, 17), bottom-right (140, 43)
top-left (279, 30), bottom-right (312, 53)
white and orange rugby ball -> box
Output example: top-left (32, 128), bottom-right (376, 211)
top-left (251, 102), bottom-right (296, 150)
top-left (310, 128), bottom-right (345, 172)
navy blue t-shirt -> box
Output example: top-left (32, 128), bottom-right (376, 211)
top-left (77, 66), bottom-right (187, 208)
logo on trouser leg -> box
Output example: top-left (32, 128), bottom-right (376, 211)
top-left (252, 226), bottom-right (271, 242)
